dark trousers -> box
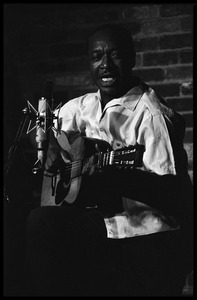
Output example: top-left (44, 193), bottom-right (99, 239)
top-left (24, 206), bottom-right (190, 296)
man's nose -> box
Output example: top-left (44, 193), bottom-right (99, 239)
top-left (100, 54), bottom-right (110, 69)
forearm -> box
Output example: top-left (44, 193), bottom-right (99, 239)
top-left (111, 168), bottom-right (193, 223)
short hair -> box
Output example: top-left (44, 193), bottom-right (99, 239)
top-left (86, 23), bottom-right (136, 67)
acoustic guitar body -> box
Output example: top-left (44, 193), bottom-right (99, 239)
top-left (41, 133), bottom-right (111, 207)
top-left (41, 131), bottom-right (144, 207)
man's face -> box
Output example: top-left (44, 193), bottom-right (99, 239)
top-left (88, 30), bottom-right (133, 100)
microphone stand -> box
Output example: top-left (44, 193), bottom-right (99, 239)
top-left (4, 88), bottom-right (60, 203)
top-left (4, 106), bottom-right (32, 202)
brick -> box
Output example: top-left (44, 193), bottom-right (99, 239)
top-left (134, 37), bottom-right (158, 52)
top-left (150, 83), bottom-right (180, 97)
top-left (141, 18), bottom-right (181, 35)
top-left (165, 66), bottom-right (192, 80)
top-left (181, 82), bottom-right (193, 95)
top-left (143, 51), bottom-right (178, 66)
top-left (166, 97), bottom-right (193, 112)
top-left (148, 5), bottom-right (160, 18)
top-left (50, 42), bottom-right (86, 59)
top-left (181, 112), bottom-right (193, 127)
top-left (184, 143), bottom-right (193, 169)
top-left (159, 33), bottom-right (192, 50)
top-left (160, 4), bottom-right (194, 17)
top-left (122, 5), bottom-right (151, 20)
top-left (135, 53), bottom-right (142, 68)
top-left (184, 130), bottom-right (193, 143)
top-left (122, 4), bottom-right (159, 20)
top-left (122, 22), bottom-right (141, 36)
top-left (180, 50), bottom-right (193, 64)
top-left (181, 16), bottom-right (193, 31)
top-left (133, 68), bottom-right (164, 82)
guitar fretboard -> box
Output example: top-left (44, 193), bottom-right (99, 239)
top-left (98, 148), bottom-right (137, 168)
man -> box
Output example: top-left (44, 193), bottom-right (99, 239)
top-left (24, 24), bottom-right (193, 296)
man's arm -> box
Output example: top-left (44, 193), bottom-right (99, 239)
top-left (115, 167), bottom-right (193, 225)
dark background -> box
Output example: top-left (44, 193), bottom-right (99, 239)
top-left (3, 3), bottom-right (194, 296)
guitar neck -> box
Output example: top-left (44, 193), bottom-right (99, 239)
top-left (65, 145), bottom-right (142, 179)
top-left (98, 148), bottom-right (137, 169)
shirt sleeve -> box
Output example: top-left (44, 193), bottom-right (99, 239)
top-left (138, 113), bottom-right (177, 175)
top-left (53, 99), bottom-right (79, 134)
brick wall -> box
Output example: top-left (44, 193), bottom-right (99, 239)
top-left (4, 3), bottom-right (194, 295)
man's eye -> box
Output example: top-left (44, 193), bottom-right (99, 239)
top-left (111, 52), bottom-right (121, 59)
top-left (91, 53), bottom-right (101, 61)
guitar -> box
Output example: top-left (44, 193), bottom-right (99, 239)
top-left (41, 132), bottom-right (145, 207)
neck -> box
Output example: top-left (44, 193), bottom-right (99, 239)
top-left (100, 76), bottom-right (140, 109)
top-left (100, 93), bottom-right (114, 109)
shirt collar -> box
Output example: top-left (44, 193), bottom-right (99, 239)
top-left (96, 85), bottom-right (144, 111)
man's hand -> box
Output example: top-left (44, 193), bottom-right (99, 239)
top-left (82, 153), bottom-right (99, 176)
top-left (44, 131), bottom-right (71, 177)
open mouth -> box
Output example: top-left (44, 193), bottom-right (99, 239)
top-left (100, 77), bottom-right (117, 86)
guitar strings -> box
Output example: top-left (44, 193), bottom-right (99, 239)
top-left (59, 150), bottom-right (136, 176)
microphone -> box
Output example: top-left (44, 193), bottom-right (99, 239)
top-left (32, 97), bottom-right (51, 174)
top-left (26, 81), bottom-right (61, 174)
top-left (33, 97), bottom-right (48, 174)
top-left (32, 81), bottom-right (54, 174)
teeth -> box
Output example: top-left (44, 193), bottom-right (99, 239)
top-left (101, 78), bottom-right (114, 82)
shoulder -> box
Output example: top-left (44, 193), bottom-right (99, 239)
top-left (140, 85), bottom-right (175, 118)
top-left (140, 84), bottom-right (186, 140)
top-left (59, 92), bottom-right (98, 115)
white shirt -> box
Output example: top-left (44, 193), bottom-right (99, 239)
top-left (54, 84), bottom-right (180, 238)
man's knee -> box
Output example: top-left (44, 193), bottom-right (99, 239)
top-left (26, 206), bottom-right (75, 237)
top-left (26, 207), bottom-right (53, 235)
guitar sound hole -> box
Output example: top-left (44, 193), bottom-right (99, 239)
top-left (55, 170), bottom-right (71, 205)
top-left (61, 172), bottom-right (71, 186)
